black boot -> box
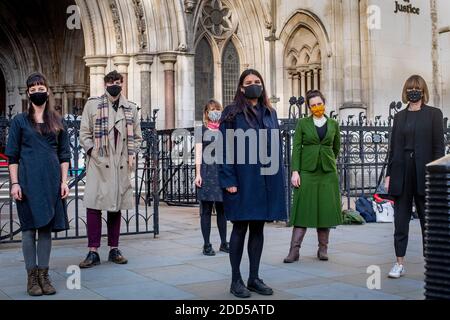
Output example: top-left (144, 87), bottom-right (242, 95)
top-left (247, 278), bottom-right (274, 296)
top-left (79, 251), bottom-right (101, 269)
top-left (203, 244), bottom-right (216, 256)
top-left (230, 279), bottom-right (251, 298)
top-left (109, 248), bottom-right (128, 264)
top-left (219, 242), bottom-right (230, 253)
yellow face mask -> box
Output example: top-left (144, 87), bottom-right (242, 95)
top-left (310, 104), bottom-right (326, 117)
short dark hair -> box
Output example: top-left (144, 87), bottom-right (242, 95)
top-left (305, 90), bottom-right (326, 108)
top-left (104, 70), bottom-right (123, 84)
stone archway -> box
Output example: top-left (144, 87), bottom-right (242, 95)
top-left (191, 0), bottom-right (267, 123)
top-left (0, 0), bottom-right (89, 115)
top-left (76, 0), bottom-right (193, 128)
top-left (278, 10), bottom-right (333, 115)
top-left (285, 26), bottom-right (323, 102)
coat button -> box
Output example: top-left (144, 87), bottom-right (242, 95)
top-left (120, 166), bottom-right (124, 170)
top-left (106, 165), bottom-right (110, 168)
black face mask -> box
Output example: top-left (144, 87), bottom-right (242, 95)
top-left (106, 85), bottom-right (122, 97)
top-left (243, 84), bottom-right (263, 99)
top-left (29, 92), bottom-right (48, 106)
top-left (407, 90), bottom-right (423, 103)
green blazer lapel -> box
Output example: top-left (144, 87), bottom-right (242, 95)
top-left (307, 116), bottom-right (333, 144)
top-left (306, 116), bottom-right (321, 144)
top-left (322, 117), bottom-right (333, 144)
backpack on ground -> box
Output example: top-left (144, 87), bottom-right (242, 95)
top-left (355, 196), bottom-right (377, 223)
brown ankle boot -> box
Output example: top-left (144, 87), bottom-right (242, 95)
top-left (27, 268), bottom-right (43, 296)
top-left (38, 268), bottom-right (56, 295)
top-left (317, 228), bottom-right (330, 261)
top-left (283, 227), bottom-right (307, 263)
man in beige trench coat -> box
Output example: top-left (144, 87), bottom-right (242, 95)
top-left (78, 71), bottom-right (142, 268)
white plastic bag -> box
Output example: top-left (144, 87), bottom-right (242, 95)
top-left (372, 201), bottom-right (394, 223)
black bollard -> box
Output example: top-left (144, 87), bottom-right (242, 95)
top-left (424, 155), bottom-right (450, 300)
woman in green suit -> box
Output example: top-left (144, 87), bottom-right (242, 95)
top-left (284, 90), bottom-right (342, 263)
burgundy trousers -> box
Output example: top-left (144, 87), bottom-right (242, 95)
top-left (87, 209), bottom-right (122, 248)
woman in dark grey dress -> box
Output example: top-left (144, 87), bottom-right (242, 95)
top-left (195, 99), bottom-right (229, 256)
top-left (5, 73), bottom-right (71, 296)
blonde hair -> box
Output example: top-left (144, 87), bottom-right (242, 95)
top-left (402, 75), bottom-right (430, 104)
top-left (203, 99), bottom-right (223, 127)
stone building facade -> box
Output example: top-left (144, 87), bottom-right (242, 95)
top-left (0, 0), bottom-right (448, 129)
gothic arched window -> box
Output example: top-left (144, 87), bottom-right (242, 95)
top-left (221, 40), bottom-right (240, 108)
top-left (195, 37), bottom-right (215, 121)
top-left (285, 27), bottom-right (322, 104)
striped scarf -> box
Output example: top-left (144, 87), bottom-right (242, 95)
top-left (95, 94), bottom-right (135, 164)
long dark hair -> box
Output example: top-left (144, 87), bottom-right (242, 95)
top-left (26, 72), bottom-right (64, 135)
top-left (223, 69), bottom-right (273, 125)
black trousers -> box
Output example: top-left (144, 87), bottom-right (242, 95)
top-left (393, 152), bottom-right (426, 258)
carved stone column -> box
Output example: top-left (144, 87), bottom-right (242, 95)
top-left (306, 71), bottom-right (312, 92)
top-left (136, 53), bottom-right (154, 119)
top-left (313, 68), bottom-right (319, 90)
top-left (341, 0), bottom-right (365, 117)
top-left (73, 85), bottom-right (88, 114)
top-left (84, 56), bottom-right (108, 97)
top-left (65, 86), bottom-right (75, 114)
top-left (19, 86), bottom-right (28, 112)
top-left (112, 54), bottom-right (131, 98)
top-left (300, 71), bottom-right (307, 99)
top-left (160, 53), bottom-right (178, 129)
top-left (292, 73), bottom-right (300, 97)
top-left (6, 86), bottom-right (16, 116)
top-left (51, 86), bottom-right (65, 114)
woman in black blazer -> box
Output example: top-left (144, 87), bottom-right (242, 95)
top-left (385, 75), bottom-right (445, 279)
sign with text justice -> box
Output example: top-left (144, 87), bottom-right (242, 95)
top-left (394, 0), bottom-right (421, 15)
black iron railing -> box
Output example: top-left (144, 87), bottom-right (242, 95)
top-left (157, 100), bottom-right (450, 221)
top-left (0, 112), bottom-right (160, 243)
top-left (0, 101), bottom-right (449, 242)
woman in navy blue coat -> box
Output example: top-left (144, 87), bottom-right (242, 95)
top-left (219, 69), bottom-right (287, 298)
top-left (5, 73), bottom-right (71, 296)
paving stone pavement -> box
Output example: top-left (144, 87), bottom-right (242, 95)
top-left (0, 204), bottom-right (426, 300)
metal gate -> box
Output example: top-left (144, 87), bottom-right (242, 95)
top-left (0, 113), bottom-right (160, 243)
